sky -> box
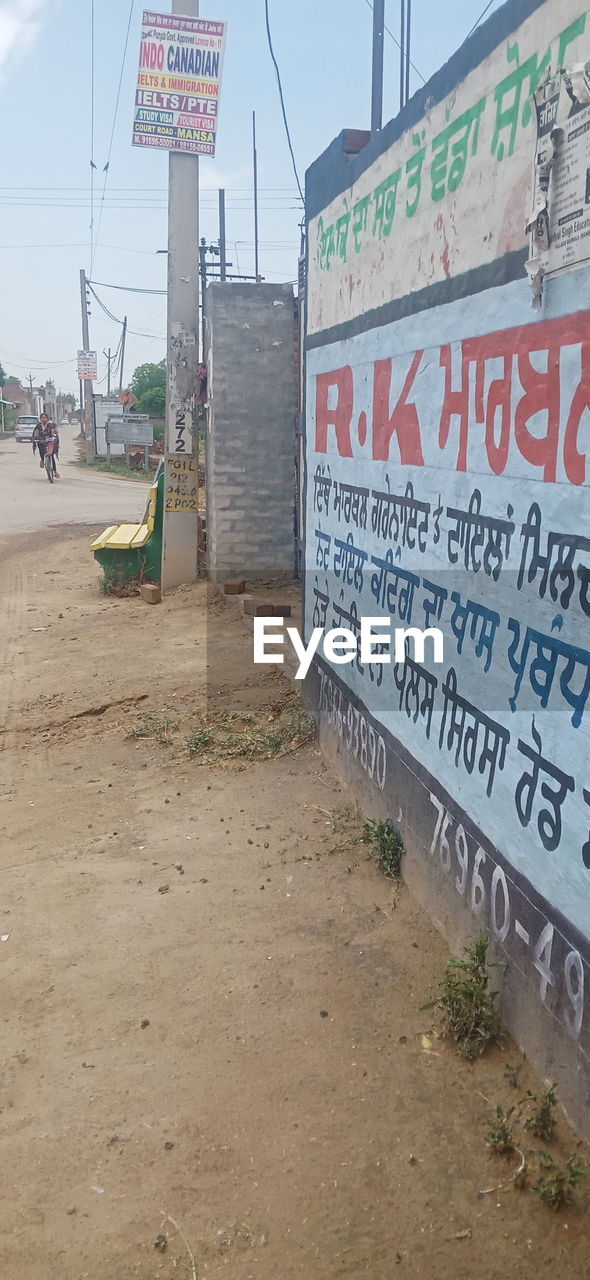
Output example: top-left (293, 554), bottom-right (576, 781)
top-left (0, 0), bottom-right (503, 396)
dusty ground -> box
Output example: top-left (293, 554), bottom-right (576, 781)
top-left (0, 529), bottom-right (589, 1280)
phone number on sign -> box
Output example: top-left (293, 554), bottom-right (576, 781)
top-left (319, 671), bottom-right (387, 790)
top-left (428, 793), bottom-right (587, 1042)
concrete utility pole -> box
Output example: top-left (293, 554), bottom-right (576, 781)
top-left (161, 0), bottom-right (200, 592)
top-left (219, 188), bottom-right (227, 281)
top-left (371, 0), bottom-right (385, 133)
top-left (252, 111), bottom-right (260, 281)
top-left (119, 317), bottom-right (127, 396)
top-left (79, 268), bottom-right (94, 453)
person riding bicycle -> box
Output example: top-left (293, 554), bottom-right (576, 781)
top-left (33, 414), bottom-right (60, 478)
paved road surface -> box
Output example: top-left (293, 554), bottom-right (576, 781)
top-left (0, 424), bottom-right (149, 544)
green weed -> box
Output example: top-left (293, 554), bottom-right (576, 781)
top-left (423, 937), bottom-right (503, 1060)
top-left (362, 818), bottom-right (404, 879)
top-left (522, 1085), bottom-right (558, 1142)
top-left (532, 1152), bottom-right (586, 1210)
top-left (485, 1105), bottom-right (516, 1155)
top-left (186, 729), bottom-right (214, 753)
top-left (504, 1061), bottom-right (523, 1090)
top-left (80, 458), bottom-right (154, 482)
top-left (186, 707), bottom-right (314, 762)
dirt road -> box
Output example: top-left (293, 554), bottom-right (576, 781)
top-left (0, 525), bottom-right (588, 1280)
top-left (0, 426), bottom-right (148, 548)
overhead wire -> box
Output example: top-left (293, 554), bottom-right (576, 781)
top-left (88, 284), bottom-right (164, 340)
top-left (465, 0), bottom-right (496, 39)
top-left (362, 0), bottom-right (426, 83)
top-left (89, 280), bottom-right (166, 295)
top-left (0, 184), bottom-right (299, 190)
top-left (0, 347), bottom-right (75, 368)
top-left (91, 0), bottom-right (136, 274)
top-left (263, 0), bottom-right (304, 204)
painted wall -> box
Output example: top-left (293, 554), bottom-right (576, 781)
top-left (206, 283), bottom-right (296, 581)
top-left (304, 0), bottom-right (590, 1134)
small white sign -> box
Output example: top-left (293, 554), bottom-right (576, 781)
top-left (77, 350), bottom-right (97, 380)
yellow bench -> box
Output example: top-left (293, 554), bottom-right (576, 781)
top-left (90, 469), bottom-right (164, 584)
top-left (90, 484), bottom-right (158, 553)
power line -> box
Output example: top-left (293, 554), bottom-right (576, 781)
top-left (89, 279), bottom-right (167, 295)
top-left (87, 284), bottom-right (122, 326)
top-left (465, 0), bottom-right (496, 40)
top-left (362, 0), bottom-right (426, 83)
top-left (263, 0), bottom-right (304, 204)
top-left (87, 284), bottom-right (165, 340)
top-left (0, 242), bottom-right (159, 254)
top-left (0, 348), bottom-right (75, 369)
top-left (0, 198), bottom-right (300, 210)
top-left (92, 0), bottom-right (135, 274)
top-left (0, 185), bottom-right (300, 193)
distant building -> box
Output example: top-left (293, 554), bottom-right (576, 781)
top-left (1, 378), bottom-right (57, 419)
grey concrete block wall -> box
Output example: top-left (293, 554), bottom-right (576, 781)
top-left (205, 283), bottom-right (296, 582)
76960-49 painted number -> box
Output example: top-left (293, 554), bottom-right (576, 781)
top-left (428, 792), bottom-right (585, 1041)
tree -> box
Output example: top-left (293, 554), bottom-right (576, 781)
top-left (136, 386), bottom-right (166, 417)
top-left (130, 360), bottom-right (166, 401)
top-left (0, 362), bottom-right (6, 386)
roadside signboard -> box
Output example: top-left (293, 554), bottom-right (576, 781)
top-left (106, 415), bottom-right (153, 447)
top-left (132, 10), bottom-right (227, 156)
top-left (77, 350), bottom-right (97, 380)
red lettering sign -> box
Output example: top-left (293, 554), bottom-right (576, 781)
top-left (372, 352), bottom-right (424, 464)
top-left (315, 367), bottom-right (353, 457)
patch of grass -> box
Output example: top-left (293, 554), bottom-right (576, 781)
top-left (80, 458), bottom-right (155, 482)
top-left (532, 1152), bottom-right (586, 1210)
top-left (362, 818), bottom-right (404, 878)
top-left (522, 1085), bottom-right (558, 1142)
top-left (128, 711), bottom-right (178, 746)
top-left (423, 937), bottom-right (503, 1060)
top-left (185, 707), bottom-right (315, 762)
top-left (485, 1105), bottom-right (516, 1155)
top-left (186, 729), bottom-right (214, 754)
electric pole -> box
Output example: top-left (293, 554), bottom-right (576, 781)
top-left (79, 267), bottom-right (94, 454)
top-left (371, 0), bottom-right (385, 133)
top-left (119, 317), bottom-right (127, 396)
top-left (161, 0), bottom-right (200, 591)
top-left (252, 111), bottom-right (260, 281)
top-left (399, 0), bottom-right (412, 110)
top-left (219, 189), bottom-right (227, 282)
top-left (199, 238), bottom-right (209, 359)
top-left (104, 348), bottom-right (111, 396)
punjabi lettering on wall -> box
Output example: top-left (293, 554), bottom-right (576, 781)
top-left (305, 271), bottom-right (590, 1046)
top-left (307, 4), bottom-right (588, 335)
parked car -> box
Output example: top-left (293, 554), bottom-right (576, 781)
top-left (14, 415), bottom-right (39, 443)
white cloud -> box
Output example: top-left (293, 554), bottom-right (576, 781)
top-left (0, 0), bottom-right (47, 75)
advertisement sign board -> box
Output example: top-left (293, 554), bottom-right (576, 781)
top-left (77, 350), bottom-right (97, 380)
top-left (132, 9), bottom-right (226, 156)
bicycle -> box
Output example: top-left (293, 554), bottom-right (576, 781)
top-left (44, 438), bottom-right (56, 483)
